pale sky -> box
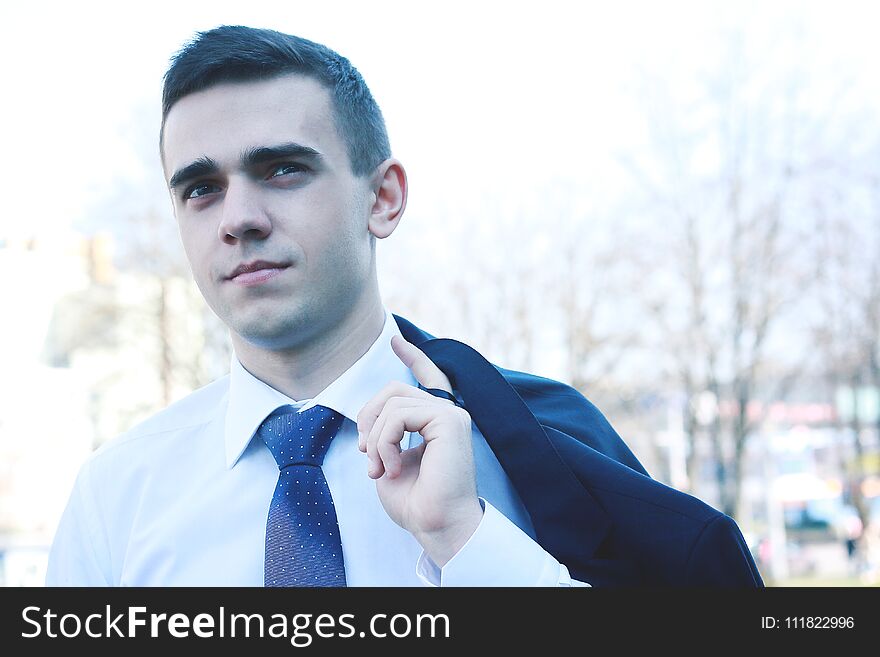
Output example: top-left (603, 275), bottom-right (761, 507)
top-left (2, 0), bottom-right (878, 245)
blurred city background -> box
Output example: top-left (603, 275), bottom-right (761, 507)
top-left (1, 1), bottom-right (878, 586)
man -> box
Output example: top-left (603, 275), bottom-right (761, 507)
top-left (46, 25), bottom-right (762, 587)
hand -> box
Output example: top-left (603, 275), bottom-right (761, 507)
top-left (356, 334), bottom-right (484, 566)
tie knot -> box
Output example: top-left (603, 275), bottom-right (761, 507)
top-left (258, 404), bottom-right (345, 469)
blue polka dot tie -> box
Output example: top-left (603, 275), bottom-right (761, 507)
top-left (259, 404), bottom-right (347, 587)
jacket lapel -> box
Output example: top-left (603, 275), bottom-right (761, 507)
top-left (393, 314), bottom-right (611, 567)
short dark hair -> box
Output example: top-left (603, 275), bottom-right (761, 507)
top-left (161, 25), bottom-right (391, 176)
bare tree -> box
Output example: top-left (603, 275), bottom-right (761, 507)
top-left (622, 30), bottom-right (823, 518)
top-left (809, 159), bottom-right (880, 549)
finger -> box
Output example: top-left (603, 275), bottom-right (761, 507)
top-left (357, 380), bottom-right (423, 446)
top-left (357, 379), bottom-right (440, 444)
top-left (377, 412), bottom-right (429, 479)
top-left (393, 440), bottom-right (427, 479)
top-left (368, 399), bottom-right (447, 479)
top-left (391, 335), bottom-right (453, 394)
top-left (365, 397), bottom-right (424, 479)
top-left (377, 420), bottom-right (403, 478)
top-left (365, 411), bottom-right (388, 479)
top-left (399, 439), bottom-right (428, 471)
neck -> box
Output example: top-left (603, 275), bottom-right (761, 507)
top-left (231, 288), bottom-right (386, 401)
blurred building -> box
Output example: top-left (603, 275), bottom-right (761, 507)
top-left (0, 232), bottom-right (96, 584)
top-left (0, 230), bottom-right (229, 585)
top-left (607, 381), bottom-right (880, 583)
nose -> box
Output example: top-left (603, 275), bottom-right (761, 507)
top-left (217, 178), bottom-right (272, 244)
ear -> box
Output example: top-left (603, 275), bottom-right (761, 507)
top-left (367, 158), bottom-right (407, 239)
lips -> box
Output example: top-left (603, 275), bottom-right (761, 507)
top-left (226, 260), bottom-right (291, 286)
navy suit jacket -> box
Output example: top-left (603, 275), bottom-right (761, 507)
top-left (393, 313), bottom-right (763, 587)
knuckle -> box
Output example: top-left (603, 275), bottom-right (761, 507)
top-left (454, 406), bottom-right (472, 426)
top-left (391, 394), bottom-right (412, 408)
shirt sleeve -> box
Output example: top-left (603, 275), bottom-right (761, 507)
top-left (415, 498), bottom-right (591, 587)
top-left (45, 461), bottom-right (113, 586)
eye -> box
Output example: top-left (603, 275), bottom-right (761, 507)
top-left (269, 162), bottom-right (307, 178)
top-left (184, 183), bottom-right (221, 200)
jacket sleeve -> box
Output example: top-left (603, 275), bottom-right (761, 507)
top-left (684, 514), bottom-right (764, 587)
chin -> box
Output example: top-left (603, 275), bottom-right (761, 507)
top-left (231, 309), bottom-right (321, 351)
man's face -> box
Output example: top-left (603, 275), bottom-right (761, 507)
top-left (162, 74), bottom-right (377, 351)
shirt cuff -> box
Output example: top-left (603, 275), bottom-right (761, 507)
top-left (414, 498), bottom-right (591, 587)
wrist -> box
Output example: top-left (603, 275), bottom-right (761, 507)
top-left (414, 499), bottom-right (484, 568)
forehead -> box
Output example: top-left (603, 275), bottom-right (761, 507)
top-left (162, 73), bottom-right (343, 175)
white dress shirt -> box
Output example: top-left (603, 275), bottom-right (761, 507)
top-left (46, 307), bottom-right (589, 587)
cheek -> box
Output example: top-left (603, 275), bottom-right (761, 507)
top-left (301, 226), bottom-right (367, 296)
top-left (302, 188), bottom-right (370, 267)
top-left (178, 224), bottom-right (215, 282)
top-left (332, 206), bottom-right (370, 265)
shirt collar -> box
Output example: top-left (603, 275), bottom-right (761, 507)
top-left (224, 307), bottom-right (417, 469)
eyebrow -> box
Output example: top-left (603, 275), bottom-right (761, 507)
top-left (168, 156), bottom-right (219, 192)
top-left (168, 142), bottom-right (324, 192)
top-left (242, 142), bottom-right (323, 167)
